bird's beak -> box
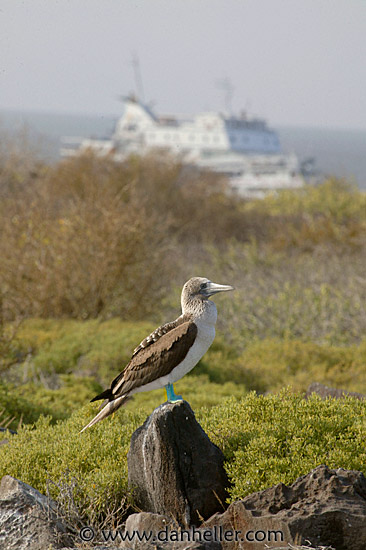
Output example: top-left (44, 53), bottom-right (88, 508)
top-left (205, 281), bottom-right (234, 296)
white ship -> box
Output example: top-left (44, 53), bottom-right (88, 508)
top-left (61, 95), bottom-right (304, 197)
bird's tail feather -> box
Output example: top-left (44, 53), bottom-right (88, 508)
top-left (90, 388), bottom-right (112, 402)
top-left (80, 394), bottom-right (129, 433)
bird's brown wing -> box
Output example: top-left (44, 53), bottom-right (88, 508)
top-left (132, 314), bottom-right (191, 356)
top-left (110, 320), bottom-right (198, 398)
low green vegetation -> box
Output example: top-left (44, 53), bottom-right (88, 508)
top-left (11, 318), bottom-right (155, 382)
top-left (233, 339), bottom-right (366, 394)
top-left (200, 391), bottom-right (366, 500)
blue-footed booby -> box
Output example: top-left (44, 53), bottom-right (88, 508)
top-left (80, 277), bottom-right (234, 432)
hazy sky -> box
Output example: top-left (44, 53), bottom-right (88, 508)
top-left (0, 0), bottom-right (365, 129)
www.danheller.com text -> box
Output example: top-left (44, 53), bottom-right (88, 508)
top-left (79, 525), bottom-right (285, 544)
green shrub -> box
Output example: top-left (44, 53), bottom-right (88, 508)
top-left (199, 390), bottom-right (366, 501)
top-left (17, 375), bottom-right (103, 421)
top-left (0, 376), bottom-right (103, 431)
top-left (0, 381), bottom-right (61, 431)
top-left (11, 318), bottom-right (156, 384)
top-left (234, 338), bottom-right (366, 394)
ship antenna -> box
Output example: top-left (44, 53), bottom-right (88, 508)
top-left (131, 53), bottom-right (145, 102)
top-left (215, 77), bottom-right (234, 115)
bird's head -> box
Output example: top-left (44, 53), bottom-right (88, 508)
top-left (181, 277), bottom-right (234, 312)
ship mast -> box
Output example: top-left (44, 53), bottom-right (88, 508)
top-left (215, 77), bottom-right (234, 115)
top-left (131, 53), bottom-right (145, 102)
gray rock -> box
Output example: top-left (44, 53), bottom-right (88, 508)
top-left (203, 465), bottom-right (366, 550)
top-left (121, 511), bottom-right (221, 550)
top-left (305, 382), bottom-right (366, 400)
top-left (0, 475), bottom-right (74, 550)
top-left (127, 401), bottom-right (228, 527)
top-left (0, 428), bottom-right (16, 446)
top-left (121, 512), bottom-right (174, 549)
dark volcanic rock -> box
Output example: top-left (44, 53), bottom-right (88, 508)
top-left (128, 401), bottom-right (228, 527)
top-left (305, 382), bottom-right (366, 400)
top-left (203, 465), bottom-right (366, 550)
top-left (0, 475), bottom-right (74, 550)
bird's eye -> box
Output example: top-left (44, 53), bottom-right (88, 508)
top-left (200, 282), bottom-right (208, 290)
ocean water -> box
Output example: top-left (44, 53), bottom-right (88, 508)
top-left (278, 126), bottom-right (366, 188)
top-left (1, 109), bottom-right (365, 188)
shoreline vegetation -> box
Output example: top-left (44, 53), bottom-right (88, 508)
top-left (1, 146), bottom-right (366, 529)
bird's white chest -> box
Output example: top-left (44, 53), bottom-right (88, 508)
top-left (165, 303), bottom-right (217, 384)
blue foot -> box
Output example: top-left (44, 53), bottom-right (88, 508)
top-left (165, 383), bottom-right (183, 403)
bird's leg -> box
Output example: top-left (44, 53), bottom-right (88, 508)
top-left (165, 383), bottom-right (183, 403)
